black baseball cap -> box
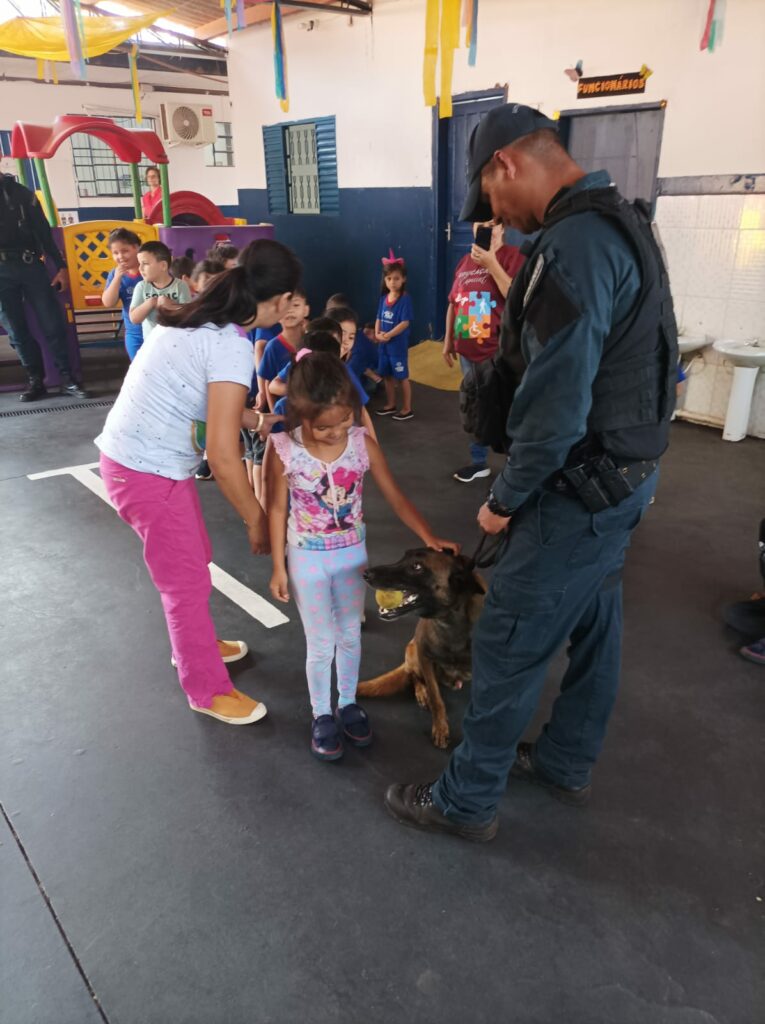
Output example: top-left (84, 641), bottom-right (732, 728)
top-left (460, 103), bottom-right (559, 221)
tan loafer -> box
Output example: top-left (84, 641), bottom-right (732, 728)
top-left (171, 639), bottom-right (249, 668)
top-left (190, 689), bottom-right (267, 725)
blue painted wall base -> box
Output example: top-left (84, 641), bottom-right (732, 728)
top-left (238, 188), bottom-right (437, 338)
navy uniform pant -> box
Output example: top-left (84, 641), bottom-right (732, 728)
top-left (0, 259), bottom-right (72, 379)
top-left (433, 473), bottom-right (658, 824)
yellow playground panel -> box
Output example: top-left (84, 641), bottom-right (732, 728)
top-left (62, 220), bottom-right (158, 311)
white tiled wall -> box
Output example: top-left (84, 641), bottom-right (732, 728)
top-left (656, 194), bottom-right (765, 439)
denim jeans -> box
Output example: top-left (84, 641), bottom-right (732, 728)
top-left (0, 258), bottom-right (72, 379)
top-left (433, 472), bottom-right (659, 823)
top-left (459, 355), bottom-right (489, 466)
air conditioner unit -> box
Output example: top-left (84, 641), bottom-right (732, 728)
top-left (159, 102), bottom-right (216, 146)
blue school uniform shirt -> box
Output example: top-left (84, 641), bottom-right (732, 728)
top-left (258, 334), bottom-right (296, 382)
top-left (105, 268), bottom-right (143, 356)
top-left (348, 329), bottom-right (378, 377)
top-left (376, 293), bottom-right (413, 350)
top-left (271, 364), bottom-right (369, 435)
top-left (248, 323), bottom-right (282, 344)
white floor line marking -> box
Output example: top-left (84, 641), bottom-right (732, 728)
top-left (209, 564), bottom-right (288, 629)
top-left (28, 462), bottom-right (289, 629)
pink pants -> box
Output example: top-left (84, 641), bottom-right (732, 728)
top-left (100, 453), bottom-right (233, 708)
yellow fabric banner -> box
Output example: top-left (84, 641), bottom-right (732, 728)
top-left (439, 0), bottom-right (461, 118)
top-left (0, 12), bottom-right (171, 62)
top-left (423, 0), bottom-right (440, 108)
top-left (129, 43), bottom-right (142, 124)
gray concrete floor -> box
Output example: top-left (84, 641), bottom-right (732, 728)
top-left (1, 376), bottom-right (763, 1024)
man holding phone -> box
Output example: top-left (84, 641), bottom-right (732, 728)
top-left (442, 219), bottom-right (524, 482)
top-left (0, 174), bottom-right (89, 401)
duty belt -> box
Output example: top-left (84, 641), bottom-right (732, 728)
top-left (0, 249), bottom-right (38, 264)
top-left (548, 454), bottom-right (658, 513)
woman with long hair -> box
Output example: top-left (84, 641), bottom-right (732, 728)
top-left (96, 240), bottom-right (302, 724)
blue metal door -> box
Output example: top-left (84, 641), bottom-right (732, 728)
top-left (433, 89), bottom-right (506, 336)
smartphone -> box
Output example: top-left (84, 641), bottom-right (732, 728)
top-left (475, 225), bottom-right (493, 251)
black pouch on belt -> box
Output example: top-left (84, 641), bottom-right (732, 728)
top-left (562, 464), bottom-right (612, 513)
top-left (593, 454), bottom-right (635, 505)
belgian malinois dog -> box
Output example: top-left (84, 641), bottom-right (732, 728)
top-left (358, 549), bottom-right (486, 748)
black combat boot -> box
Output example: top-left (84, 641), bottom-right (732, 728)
top-left (59, 373), bottom-right (91, 400)
top-left (19, 376), bottom-right (47, 402)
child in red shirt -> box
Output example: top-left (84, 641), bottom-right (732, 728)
top-left (442, 220), bottom-right (524, 483)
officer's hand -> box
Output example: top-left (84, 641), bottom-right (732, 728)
top-left (50, 268), bottom-right (68, 292)
top-left (477, 502), bottom-right (511, 535)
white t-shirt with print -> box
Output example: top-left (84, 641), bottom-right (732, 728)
top-left (95, 322), bottom-right (252, 480)
top-left (130, 276), bottom-right (192, 340)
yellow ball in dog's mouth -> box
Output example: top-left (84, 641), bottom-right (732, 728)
top-left (375, 589), bottom-right (405, 610)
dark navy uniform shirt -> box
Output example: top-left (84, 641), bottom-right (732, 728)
top-left (491, 170), bottom-right (642, 513)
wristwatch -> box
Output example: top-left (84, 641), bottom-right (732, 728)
top-left (486, 492), bottom-right (515, 518)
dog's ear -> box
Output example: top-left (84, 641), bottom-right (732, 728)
top-left (449, 561), bottom-right (484, 595)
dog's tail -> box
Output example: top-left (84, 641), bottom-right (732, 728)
top-left (357, 665), bottom-right (411, 698)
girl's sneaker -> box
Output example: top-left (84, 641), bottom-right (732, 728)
top-left (335, 703), bottom-right (372, 747)
top-left (740, 638), bottom-right (765, 665)
top-left (312, 714), bottom-right (344, 761)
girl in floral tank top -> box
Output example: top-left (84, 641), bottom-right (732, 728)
top-left (268, 351), bottom-right (457, 762)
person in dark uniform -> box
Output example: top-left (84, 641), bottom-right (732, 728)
top-left (385, 104), bottom-right (678, 842)
top-left (0, 174), bottom-right (89, 401)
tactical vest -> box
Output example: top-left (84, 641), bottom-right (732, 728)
top-left (477, 185), bottom-right (679, 464)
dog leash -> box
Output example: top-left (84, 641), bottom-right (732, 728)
top-left (467, 529), bottom-right (510, 570)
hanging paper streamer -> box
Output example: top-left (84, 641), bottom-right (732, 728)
top-left (129, 43), bottom-right (142, 124)
top-left (60, 0), bottom-right (87, 79)
top-left (36, 57), bottom-right (44, 80)
top-left (236, 0), bottom-right (246, 31)
top-left (700, 0), bottom-right (726, 52)
top-left (271, 1), bottom-right (289, 112)
top-left (438, 0), bottom-right (461, 118)
top-left (423, 0), bottom-right (440, 108)
top-left (467, 0), bottom-right (478, 67)
top-left (424, 0), bottom-right (478, 118)
top-left (462, 0), bottom-right (477, 64)
top-left (50, 60), bottom-right (58, 84)
top-left (222, 0), bottom-right (233, 39)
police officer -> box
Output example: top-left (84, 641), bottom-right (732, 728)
top-left (385, 104), bottom-right (678, 841)
top-left (0, 174), bottom-right (89, 401)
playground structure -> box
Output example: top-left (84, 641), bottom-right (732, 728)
top-left (4, 115), bottom-right (274, 387)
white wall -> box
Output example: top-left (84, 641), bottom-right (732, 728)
top-left (657, 193), bottom-right (765, 437)
top-left (0, 58), bottom-right (238, 211)
top-left (228, 0), bottom-right (765, 189)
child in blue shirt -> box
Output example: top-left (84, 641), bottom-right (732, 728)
top-left (374, 252), bottom-right (413, 421)
top-left (101, 228), bottom-right (144, 360)
top-left (325, 299), bottom-right (380, 393)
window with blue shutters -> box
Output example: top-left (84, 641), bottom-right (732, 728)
top-left (262, 115), bottom-right (338, 216)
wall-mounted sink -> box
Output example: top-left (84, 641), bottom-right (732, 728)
top-left (678, 334), bottom-right (711, 355)
top-left (713, 339), bottom-right (765, 441)
top-left (713, 339), bottom-right (765, 369)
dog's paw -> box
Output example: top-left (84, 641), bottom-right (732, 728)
top-left (432, 725), bottom-right (450, 749)
top-left (414, 681), bottom-right (429, 708)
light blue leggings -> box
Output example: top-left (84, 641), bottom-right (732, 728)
top-left (288, 542), bottom-right (368, 717)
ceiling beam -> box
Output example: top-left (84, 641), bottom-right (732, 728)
top-left (194, 0), bottom-right (371, 42)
